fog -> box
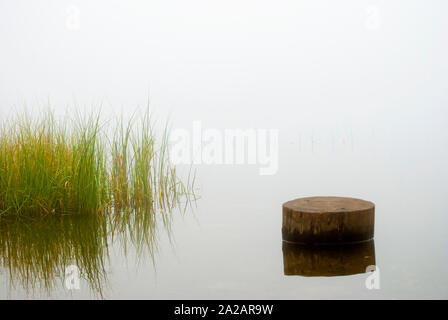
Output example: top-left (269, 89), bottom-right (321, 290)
top-left (1, 1), bottom-right (447, 298)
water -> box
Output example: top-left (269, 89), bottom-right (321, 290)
top-left (1, 1), bottom-right (448, 299)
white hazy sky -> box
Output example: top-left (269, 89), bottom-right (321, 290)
top-left (0, 1), bottom-right (447, 126)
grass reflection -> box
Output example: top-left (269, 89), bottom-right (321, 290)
top-left (0, 214), bottom-right (109, 296)
top-left (0, 195), bottom-right (195, 297)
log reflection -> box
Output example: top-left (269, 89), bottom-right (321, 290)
top-left (282, 240), bottom-right (375, 277)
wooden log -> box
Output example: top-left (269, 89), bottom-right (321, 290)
top-left (282, 196), bottom-right (374, 244)
top-left (282, 240), bottom-right (375, 277)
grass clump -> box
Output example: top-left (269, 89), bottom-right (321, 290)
top-left (0, 111), bottom-right (109, 215)
top-left (0, 108), bottom-right (196, 216)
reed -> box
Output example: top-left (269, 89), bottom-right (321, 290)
top-left (0, 108), bottom-right (196, 217)
top-left (108, 110), bottom-right (197, 257)
top-left (0, 111), bottom-right (108, 215)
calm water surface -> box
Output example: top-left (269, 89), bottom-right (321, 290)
top-left (1, 1), bottom-right (447, 299)
top-left (1, 117), bottom-right (447, 299)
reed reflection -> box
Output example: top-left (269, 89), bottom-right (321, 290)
top-left (0, 214), bottom-right (108, 295)
top-left (282, 240), bottom-right (375, 277)
top-left (0, 199), bottom-right (194, 297)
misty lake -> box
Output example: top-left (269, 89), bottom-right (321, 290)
top-left (0, 1), bottom-right (447, 299)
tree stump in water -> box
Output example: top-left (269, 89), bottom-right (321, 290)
top-left (282, 197), bottom-right (374, 244)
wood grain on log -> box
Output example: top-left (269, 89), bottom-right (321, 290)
top-left (282, 196), bottom-right (375, 244)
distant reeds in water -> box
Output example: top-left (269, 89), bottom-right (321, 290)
top-left (0, 109), bottom-right (196, 216)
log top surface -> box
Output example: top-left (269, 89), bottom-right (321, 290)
top-left (283, 196), bottom-right (374, 214)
